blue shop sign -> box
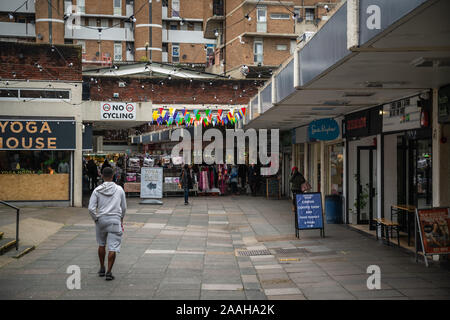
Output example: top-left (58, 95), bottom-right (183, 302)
top-left (308, 118), bottom-right (340, 141)
top-left (296, 193), bottom-right (324, 230)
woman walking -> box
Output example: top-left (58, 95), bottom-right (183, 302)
top-left (180, 164), bottom-right (193, 205)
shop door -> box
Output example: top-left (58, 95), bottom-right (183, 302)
top-left (357, 146), bottom-right (377, 228)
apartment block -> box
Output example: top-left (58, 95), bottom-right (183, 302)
top-left (203, 0), bottom-right (342, 78)
top-left (0, 0), bottom-right (215, 68)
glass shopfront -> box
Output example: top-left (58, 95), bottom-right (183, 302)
top-left (0, 118), bottom-right (75, 202)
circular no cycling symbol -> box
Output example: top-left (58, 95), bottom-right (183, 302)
top-left (102, 103), bottom-right (111, 112)
top-left (126, 104), bottom-right (134, 112)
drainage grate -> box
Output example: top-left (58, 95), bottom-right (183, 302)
top-left (236, 249), bottom-right (272, 256)
top-left (275, 248), bottom-right (307, 254)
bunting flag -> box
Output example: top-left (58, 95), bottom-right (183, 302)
top-left (182, 108), bottom-right (187, 116)
top-left (152, 111), bottom-right (159, 121)
top-left (217, 109), bottom-right (223, 118)
top-left (169, 107), bottom-right (174, 116)
top-left (184, 112), bottom-right (190, 124)
top-left (158, 108), bottom-right (164, 115)
top-left (241, 107), bottom-right (246, 116)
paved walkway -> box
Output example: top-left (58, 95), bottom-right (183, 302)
top-left (0, 196), bottom-right (449, 300)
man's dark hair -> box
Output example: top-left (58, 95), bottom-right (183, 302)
top-left (102, 167), bottom-right (113, 179)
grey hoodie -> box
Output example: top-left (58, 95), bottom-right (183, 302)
top-left (88, 182), bottom-right (127, 221)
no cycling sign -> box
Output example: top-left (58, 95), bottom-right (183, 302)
top-left (100, 102), bottom-right (136, 120)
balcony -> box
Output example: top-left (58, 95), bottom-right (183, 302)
top-left (65, 25), bottom-right (134, 42)
top-left (0, 22), bottom-right (35, 38)
top-left (162, 30), bottom-right (215, 44)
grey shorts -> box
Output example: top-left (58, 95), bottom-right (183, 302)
top-left (95, 216), bottom-right (123, 252)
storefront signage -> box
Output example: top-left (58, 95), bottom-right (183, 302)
top-left (382, 96), bottom-right (422, 133)
top-left (416, 207), bottom-right (450, 258)
top-left (100, 102), bottom-right (136, 120)
top-left (140, 167), bottom-right (163, 199)
top-left (296, 192), bottom-right (324, 238)
top-left (0, 119), bottom-right (75, 150)
top-left (343, 106), bottom-right (382, 139)
top-left (308, 118), bottom-right (340, 141)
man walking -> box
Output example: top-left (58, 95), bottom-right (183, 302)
top-left (180, 164), bottom-right (193, 205)
top-left (88, 167), bottom-right (127, 281)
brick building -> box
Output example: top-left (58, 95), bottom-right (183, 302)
top-left (0, 0), bottom-right (215, 67)
top-left (203, 0), bottom-right (342, 78)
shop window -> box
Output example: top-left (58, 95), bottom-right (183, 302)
top-left (0, 89), bottom-right (18, 98)
top-left (329, 144), bottom-right (344, 195)
top-left (10, 89), bottom-right (71, 100)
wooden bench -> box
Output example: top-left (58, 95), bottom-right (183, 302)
top-left (373, 218), bottom-right (400, 246)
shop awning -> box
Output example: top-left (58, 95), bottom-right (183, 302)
top-left (245, 0), bottom-right (450, 131)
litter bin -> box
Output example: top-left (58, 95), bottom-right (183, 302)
top-left (325, 194), bottom-right (343, 224)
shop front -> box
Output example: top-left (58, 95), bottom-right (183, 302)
top-left (382, 93), bottom-right (433, 216)
top-left (343, 106), bottom-right (382, 228)
top-left (0, 118), bottom-right (76, 205)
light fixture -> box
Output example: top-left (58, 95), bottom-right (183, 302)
top-left (245, 14), bottom-right (251, 21)
top-left (64, 13), bottom-right (71, 20)
top-left (214, 30), bottom-right (219, 37)
top-left (8, 13), bottom-right (14, 20)
top-left (129, 15), bottom-right (136, 23)
top-left (324, 5), bottom-right (330, 12)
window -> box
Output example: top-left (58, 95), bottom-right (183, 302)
top-left (0, 89), bottom-right (71, 100)
top-left (172, 0), bottom-right (180, 17)
top-left (276, 44), bottom-right (287, 51)
top-left (114, 0), bottom-right (122, 16)
top-left (305, 8), bottom-right (315, 21)
top-left (254, 40), bottom-right (263, 64)
top-left (101, 19), bottom-right (109, 28)
top-left (88, 18), bottom-right (96, 27)
top-left (194, 22), bottom-right (202, 31)
top-left (257, 6), bottom-right (267, 32)
top-left (0, 89), bottom-right (18, 98)
top-left (270, 13), bottom-right (290, 20)
top-left (257, 7), bottom-right (267, 22)
top-left (114, 42), bottom-right (122, 61)
top-left (172, 43), bottom-right (180, 63)
top-left (77, 0), bottom-right (85, 14)
top-left (77, 40), bottom-right (86, 53)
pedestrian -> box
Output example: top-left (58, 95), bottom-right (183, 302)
top-left (88, 167), bottom-right (127, 281)
top-left (248, 163), bottom-right (258, 196)
top-left (180, 164), bottom-right (193, 205)
top-left (101, 158), bottom-right (111, 173)
top-left (230, 165), bottom-right (239, 195)
top-left (87, 159), bottom-right (99, 191)
top-left (290, 167), bottom-right (306, 213)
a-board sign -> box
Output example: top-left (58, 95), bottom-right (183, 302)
top-left (416, 207), bottom-right (450, 255)
top-left (296, 192), bottom-right (324, 237)
top-left (140, 167), bottom-right (163, 199)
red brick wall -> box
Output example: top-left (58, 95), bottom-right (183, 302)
top-left (0, 42), bottom-right (82, 81)
top-left (85, 76), bottom-right (264, 105)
